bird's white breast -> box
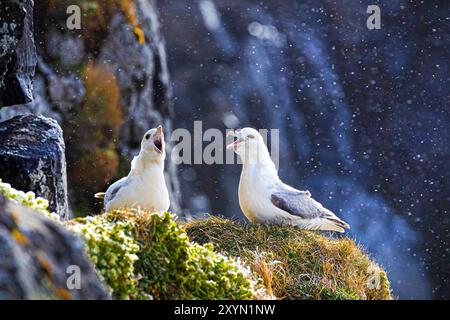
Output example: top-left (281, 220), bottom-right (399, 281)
top-left (238, 165), bottom-right (289, 224)
top-left (106, 165), bottom-right (170, 213)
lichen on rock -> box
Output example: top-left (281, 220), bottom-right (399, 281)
top-left (0, 114), bottom-right (69, 219)
top-left (0, 193), bottom-right (109, 300)
top-left (0, 0), bottom-right (36, 107)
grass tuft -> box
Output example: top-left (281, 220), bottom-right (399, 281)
top-left (184, 215), bottom-right (392, 300)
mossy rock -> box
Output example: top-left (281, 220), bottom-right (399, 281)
top-left (68, 209), bottom-right (269, 300)
top-left (184, 216), bottom-right (392, 300)
top-left (3, 179), bottom-right (392, 300)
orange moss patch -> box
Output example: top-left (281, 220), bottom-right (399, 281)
top-left (11, 228), bottom-right (29, 245)
top-left (53, 288), bottom-right (73, 300)
top-left (80, 62), bottom-right (123, 136)
top-left (117, 0), bottom-right (146, 45)
top-left (65, 62), bottom-right (124, 214)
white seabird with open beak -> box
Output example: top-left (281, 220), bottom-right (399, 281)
top-left (95, 125), bottom-right (170, 213)
top-left (227, 128), bottom-right (349, 233)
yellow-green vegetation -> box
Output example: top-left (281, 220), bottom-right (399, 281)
top-left (67, 209), bottom-right (269, 300)
top-left (0, 180), bottom-right (60, 222)
top-left (185, 216), bottom-right (392, 300)
top-left (66, 215), bottom-right (140, 299)
top-left (1, 182), bottom-right (392, 300)
top-left (65, 62), bottom-right (124, 214)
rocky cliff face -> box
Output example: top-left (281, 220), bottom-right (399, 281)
top-left (0, 0), bottom-right (36, 107)
top-left (96, 0), bottom-right (181, 210)
top-left (0, 0), bottom-right (181, 213)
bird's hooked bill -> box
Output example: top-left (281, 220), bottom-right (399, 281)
top-left (154, 125), bottom-right (164, 153)
top-left (226, 130), bottom-right (243, 150)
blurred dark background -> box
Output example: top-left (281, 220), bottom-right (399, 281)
top-left (157, 0), bottom-right (449, 299)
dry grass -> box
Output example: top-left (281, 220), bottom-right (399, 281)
top-left (185, 216), bottom-right (392, 300)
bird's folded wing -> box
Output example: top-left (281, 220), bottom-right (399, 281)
top-left (270, 183), bottom-right (323, 220)
top-left (105, 178), bottom-right (127, 204)
top-left (271, 182), bottom-right (349, 231)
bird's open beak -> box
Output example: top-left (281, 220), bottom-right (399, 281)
top-left (226, 130), bottom-right (243, 150)
top-left (153, 125), bottom-right (164, 154)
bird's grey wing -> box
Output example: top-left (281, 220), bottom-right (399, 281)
top-left (270, 183), bottom-right (317, 219)
top-left (105, 177), bottom-right (128, 204)
top-left (271, 182), bottom-right (349, 231)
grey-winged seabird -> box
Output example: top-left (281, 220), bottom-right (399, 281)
top-left (95, 125), bottom-right (170, 213)
top-left (227, 127), bottom-right (349, 233)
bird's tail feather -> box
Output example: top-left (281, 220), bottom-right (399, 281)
top-left (314, 219), bottom-right (345, 233)
top-left (324, 223), bottom-right (345, 233)
top-left (301, 218), bottom-right (347, 233)
top-left (94, 192), bottom-right (106, 199)
top-left (326, 217), bottom-right (350, 230)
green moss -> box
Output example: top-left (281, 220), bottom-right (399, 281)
top-left (111, 209), bottom-right (268, 300)
top-left (320, 288), bottom-right (358, 300)
top-left (185, 216), bottom-right (393, 300)
top-left (66, 215), bottom-right (140, 299)
top-left (0, 180), bottom-right (60, 221)
top-left (66, 209), bottom-right (268, 300)
top-left (182, 242), bottom-right (263, 299)
top-left (2, 182), bottom-right (391, 300)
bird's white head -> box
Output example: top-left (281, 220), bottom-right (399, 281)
top-left (141, 125), bottom-right (165, 161)
top-left (227, 127), bottom-right (272, 165)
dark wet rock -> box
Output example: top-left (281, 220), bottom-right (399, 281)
top-left (0, 73), bottom-right (62, 123)
top-left (0, 0), bottom-right (36, 107)
top-left (0, 114), bottom-right (69, 219)
top-left (0, 58), bottom-right (86, 124)
top-left (46, 73), bottom-right (85, 120)
top-left (0, 194), bottom-right (110, 300)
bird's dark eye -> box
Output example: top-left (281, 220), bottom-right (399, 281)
top-left (145, 134), bottom-right (151, 140)
top-left (248, 134), bottom-right (255, 139)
